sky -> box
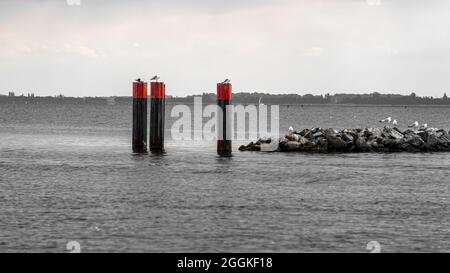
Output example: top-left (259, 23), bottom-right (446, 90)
top-left (0, 0), bottom-right (450, 97)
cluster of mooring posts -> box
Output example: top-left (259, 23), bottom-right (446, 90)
top-left (132, 78), bottom-right (233, 156)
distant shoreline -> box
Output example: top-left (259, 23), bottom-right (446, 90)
top-left (1, 92), bottom-right (449, 107)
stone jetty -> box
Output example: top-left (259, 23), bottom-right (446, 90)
top-left (239, 127), bottom-right (450, 153)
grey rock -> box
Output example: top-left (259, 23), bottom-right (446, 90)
top-left (342, 133), bottom-right (354, 144)
top-left (286, 133), bottom-right (300, 142)
top-left (304, 130), bottom-right (315, 140)
top-left (427, 134), bottom-right (439, 147)
top-left (355, 137), bottom-right (371, 151)
top-left (406, 135), bottom-right (425, 147)
top-left (298, 129), bottom-right (310, 137)
top-left (329, 136), bottom-right (347, 149)
top-left (417, 131), bottom-right (428, 142)
top-left (384, 127), bottom-right (404, 139)
top-left (286, 141), bottom-right (301, 151)
top-left (313, 131), bottom-right (324, 138)
top-left (298, 136), bottom-right (309, 145)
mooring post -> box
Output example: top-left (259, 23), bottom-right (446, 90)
top-left (150, 81), bottom-right (166, 152)
top-left (217, 82), bottom-right (232, 156)
top-left (132, 79), bottom-right (148, 153)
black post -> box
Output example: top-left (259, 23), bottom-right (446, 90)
top-left (132, 80), bottom-right (148, 153)
top-left (150, 82), bottom-right (165, 152)
top-left (217, 83), bottom-right (232, 156)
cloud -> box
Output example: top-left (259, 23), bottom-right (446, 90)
top-left (1, 0), bottom-right (450, 97)
top-left (62, 43), bottom-right (100, 59)
top-left (366, 0), bottom-right (382, 6)
top-left (303, 47), bottom-right (324, 57)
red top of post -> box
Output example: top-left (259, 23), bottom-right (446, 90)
top-left (217, 83), bottom-right (232, 101)
top-left (151, 82), bottom-right (166, 99)
top-left (133, 81), bottom-right (148, 99)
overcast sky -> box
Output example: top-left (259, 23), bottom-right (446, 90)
top-left (0, 0), bottom-right (449, 97)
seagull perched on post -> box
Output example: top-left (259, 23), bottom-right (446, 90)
top-left (150, 75), bottom-right (160, 82)
top-left (222, 78), bottom-right (231, 84)
top-left (379, 117), bottom-right (392, 123)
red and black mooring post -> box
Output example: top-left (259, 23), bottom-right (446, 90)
top-left (217, 82), bottom-right (232, 156)
top-left (150, 82), bottom-right (166, 152)
top-left (132, 79), bottom-right (148, 153)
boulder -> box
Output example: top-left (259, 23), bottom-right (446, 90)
top-left (298, 128), bottom-right (310, 137)
top-left (439, 133), bottom-right (450, 144)
top-left (355, 137), bottom-right (371, 151)
top-left (313, 131), bottom-right (324, 138)
top-left (261, 140), bottom-right (280, 152)
top-left (317, 137), bottom-right (328, 147)
top-left (427, 134), bottom-right (439, 147)
top-left (382, 138), bottom-right (397, 149)
top-left (342, 133), bottom-right (354, 144)
top-left (323, 130), bottom-right (346, 149)
top-left (258, 137), bottom-right (272, 144)
top-left (304, 130), bottom-right (315, 140)
top-left (406, 135), bottom-right (425, 147)
top-left (403, 129), bottom-right (416, 136)
top-left (286, 133), bottom-right (300, 142)
top-left (383, 127), bottom-right (404, 140)
top-left (285, 141), bottom-right (301, 151)
top-left (417, 131), bottom-right (428, 142)
top-left (365, 128), bottom-right (382, 138)
top-left (298, 136), bottom-right (309, 145)
top-left (300, 140), bottom-right (317, 151)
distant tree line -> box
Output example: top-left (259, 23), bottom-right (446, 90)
top-left (1, 92), bottom-right (449, 105)
top-left (170, 92), bottom-right (450, 105)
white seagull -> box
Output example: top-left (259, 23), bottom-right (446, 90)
top-left (288, 126), bottom-right (294, 134)
top-left (379, 117), bottom-right (392, 123)
top-left (150, 75), bottom-right (160, 82)
top-left (222, 78), bottom-right (231, 84)
top-left (408, 121), bottom-right (419, 128)
top-left (392, 120), bottom-right (398, 126)
top-left (420, 123), bottom-right (428, 130)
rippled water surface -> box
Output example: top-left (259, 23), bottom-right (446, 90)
top-left (0, 103), bottom-right (449, 252)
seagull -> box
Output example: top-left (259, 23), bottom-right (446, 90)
top-left (379, 117), bottom-right (392, 123)
top-left (408, 121), bottom-right (419, 128)
top-left (392, 120), bottom-right (398, 126)
top-left (419, 123), bottom-right (428, 130)
top-left (150, 75), bottom-right (160, 82)
top-left (288, 126), bottom-right (294, 134)
top-left (135, 78), bottom-right (142, 82)
top-left (222, 78), bottom-right (231, 84)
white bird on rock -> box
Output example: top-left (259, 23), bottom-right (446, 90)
top-left (392, 120), bottom-right (398, 126)
top-left (379, 117), bottom-right (392, 123)
top-left (420, 123), bottom-right (428, 130)
top-left (408, 121), bottom-right (419, 128)
top-left (288, 126), bottom-right (294, 134)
